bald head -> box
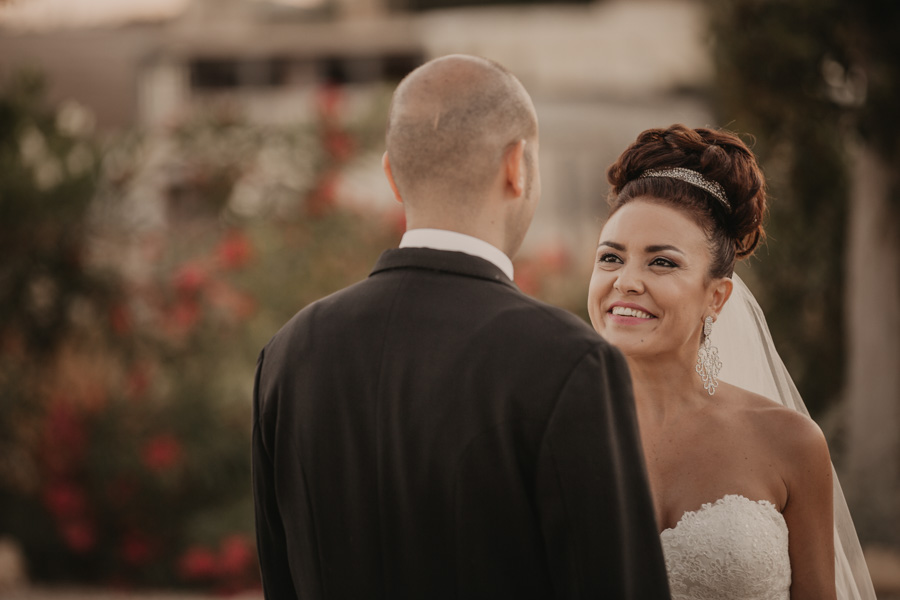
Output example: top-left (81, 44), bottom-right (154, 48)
top-left (385, 55), bottom-right (538, 207)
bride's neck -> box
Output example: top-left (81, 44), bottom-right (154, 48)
top-left (626, 356), bottom-right (708, 425)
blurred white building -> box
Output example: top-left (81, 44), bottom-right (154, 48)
top-left (0, 0), bottom-right (716, 255)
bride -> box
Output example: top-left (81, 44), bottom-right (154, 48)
top-left (587, 124), bottom-right (876, 599)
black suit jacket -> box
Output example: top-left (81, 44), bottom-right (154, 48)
top-left (252, 248), bottom-right (669, 599)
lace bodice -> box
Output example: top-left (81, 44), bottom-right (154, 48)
top-left (660, 494), bottom-right (791, 600)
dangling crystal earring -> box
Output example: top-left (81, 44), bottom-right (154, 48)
top-left (696, 316), bottom-right (722, 395)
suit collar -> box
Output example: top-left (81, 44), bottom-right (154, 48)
top-left (371, 248), bottom-right (519, 291)
top-left (399, 229), bottom-right (514, 280)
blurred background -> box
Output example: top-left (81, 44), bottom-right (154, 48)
top-left (0, 0), bottom-right (898, 596)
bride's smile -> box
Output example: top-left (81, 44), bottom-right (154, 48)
top-left (608, 302), bottom-right (657, 321)
top-left (587, 198), bottom-right (731, 366)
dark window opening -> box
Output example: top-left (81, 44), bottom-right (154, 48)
top-left (189, 52), bottom-right (425, 90)
top-left (191, 57), bottom-right (290, 90)
top-left (393, 0), bottom-right (591, 10)
top-left (191, 59), bottom-right (239, 90)
top-left (383, 53), bottom-right (425, 81)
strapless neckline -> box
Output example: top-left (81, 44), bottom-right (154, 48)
top-left (659, 493), bottom-right (791, 600)
top-left (660, 493), bottom-right (783, 535)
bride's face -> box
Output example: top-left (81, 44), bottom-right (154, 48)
top-left (587, 199), bottom-right (730, 362)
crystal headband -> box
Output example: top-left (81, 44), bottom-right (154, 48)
top-left (638, 167), bottom-right (731, 212)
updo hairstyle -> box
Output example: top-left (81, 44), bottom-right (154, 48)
top-left (606, 124), bottom-right (767, 279)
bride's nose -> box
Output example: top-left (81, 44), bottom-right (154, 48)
top-left (613, 263), bottom-right (645, 295)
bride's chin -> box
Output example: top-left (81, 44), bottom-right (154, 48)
top-left (601, 336), bottom-right (645, 357)
top-left (605, 335), bottom-right (666, 362)
top-left (598, 327), bottom-right (641, 345)
top-left (617, 347), bottom-right (646, 360)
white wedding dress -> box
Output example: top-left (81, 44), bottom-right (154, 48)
top-left (660, 494), bottom-right (790, 600)
top-left (657, 274), bottom-right (876, 600)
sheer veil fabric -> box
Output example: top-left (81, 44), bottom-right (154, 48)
top-left (715, 274), bottom-right (877, 600)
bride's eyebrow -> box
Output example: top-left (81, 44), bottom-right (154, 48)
top-left (646, 244), bottom-right (685, 255)
top-left (597, 241), bottom-right (684, 256)
top-left (597, 241), bottom-right (625, 250)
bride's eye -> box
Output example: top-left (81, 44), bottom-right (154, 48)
top-left (650, 257), bottom-right (677, 268)
top-left (598, 253), bottom-right (622, 264)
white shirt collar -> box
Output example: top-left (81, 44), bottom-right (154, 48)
top-left (399, 228), bottom-right (514, 280)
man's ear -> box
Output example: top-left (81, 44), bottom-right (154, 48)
top-left (382, 152), bottom-right (403, 204)
top-left (504, 140), bottom-right (527, 198)
top-left (709, 276), bottom-right (734, 319)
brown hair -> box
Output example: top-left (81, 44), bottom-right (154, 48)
top-left (606, 124), bottom-right (767, 279)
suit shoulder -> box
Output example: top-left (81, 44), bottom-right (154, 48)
top-left (504, 290), bottom-right (606, 347)
top-left (263, 277), bottom-right (375, 352)
top-left (485, 291), bottom-right (627, 383)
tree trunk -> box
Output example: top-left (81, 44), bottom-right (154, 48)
top-left (844, 141), bottom-right (900, 547)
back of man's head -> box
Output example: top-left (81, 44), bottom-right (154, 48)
top-left (385, 55), bottom-right (537, 210)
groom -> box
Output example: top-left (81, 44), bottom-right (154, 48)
top-left (252, 55), bottom-right (669, 598)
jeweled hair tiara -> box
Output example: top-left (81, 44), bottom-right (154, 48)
top-left (638, 167), bottom-right (731, 212)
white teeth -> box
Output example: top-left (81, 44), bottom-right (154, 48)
top-left (611, 306), bottom-right (653, 319)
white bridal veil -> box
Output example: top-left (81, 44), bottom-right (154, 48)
top-left (716, 274), bottom-right (877, 600)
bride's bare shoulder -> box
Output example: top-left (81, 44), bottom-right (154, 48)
top-left (717, 382), bottom-right (829, 459)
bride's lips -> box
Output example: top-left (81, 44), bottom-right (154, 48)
top-left (607, 301), bottom-right (657, 324)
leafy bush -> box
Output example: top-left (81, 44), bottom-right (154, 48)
top-left (0, 77), bottom-right (404, 592)
top-left (0, 73), bottom-right (585, 592)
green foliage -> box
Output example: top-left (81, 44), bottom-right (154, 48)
top-left (0, 77), bottom-right (402, 591)
top-left (846, 1), bottom-right (900, 175)
top-left (0, 70), bottom-right (113, 354)
top-left (707, 0), bottom-right (900, 414)
top-left (0, 70), bottom-right (127, 580)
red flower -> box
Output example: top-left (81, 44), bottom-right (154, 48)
top-left (167, 298), bottom-right (201, 333)
top-left (43, 481), bottom-right (87, 520)
top-left (537, 245), bottom-right (571, 272)
top-left (316, 84), bottom-right (342, 119)
top-left (231, 292), bottom-right (257, 321)
top-left (324, 131), bottom-right (355, 162)
top-left (42, 398), bottom-right (87, 474)
top-left (121, 531), bottom-right (155, 566)
top-left (307, 171), bottom-right (339, 217)
top-left (178, 546), bottom-right (218, 580)
top-left (514, 260), bottom-right (541, 296)
top-left (218, 535), bottom-right (254, 575)
top-left (60, 518), bottom-right (97, 554)
top-left (106, 477), bottom-right (137, 507)
top-left (207, 281), bottom-right (257, 322)
top-left (125, 362), bottom-right (152, 400)
top-left (141, 434), bottom-right (183, 472)
top-left (109, 303), bottom-right (132, 335)
top-left (216, 231), bottom-right (253, 270)
top-left (44, 398), bottom-right (85, 450)
top-left (173, 263), bottom-right (208, 296)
